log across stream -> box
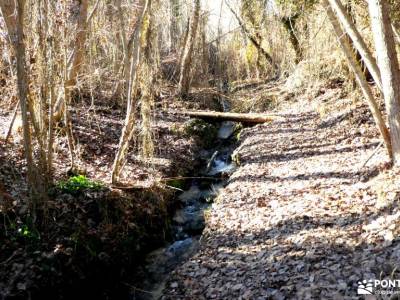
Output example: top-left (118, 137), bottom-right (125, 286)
top-left (170, 110), bottom-right (284, 124)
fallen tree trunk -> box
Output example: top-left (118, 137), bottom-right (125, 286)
top-left (171, 110), bottom-right (283, 124)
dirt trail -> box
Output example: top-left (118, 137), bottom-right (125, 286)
top-left (162, 101), bottom-right (400, 299)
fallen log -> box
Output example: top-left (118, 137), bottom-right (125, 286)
top-left (171, 110), bottom-right (283, 124)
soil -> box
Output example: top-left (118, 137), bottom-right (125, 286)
top-left (161, 86), bottom-right (400, 299)
top-left (1, 82), bottom-right (399, 300)
top-left (0, 88), bottom-right (222, 300)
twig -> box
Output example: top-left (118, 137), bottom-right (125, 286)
top-left (360, 141), bottom-right (383, 169)
top-left (87, 0), bottom-right (101, 23)
top-left (206, 26), bottom-right (241, 45)
top-left (122, 282), bottom-right (177, 297)
top-left (164, 185), bottom-right (184, 192)
top-left (122, 282), bottom-right (155, 295)
top-left (161, 176), bottom-right (219, 181)
top-left (206, 151), bottom-right (218, 173)
top-left (0, 251), bottom-right (18, 265)
top-left (5, 99), bottom-right (20, 143)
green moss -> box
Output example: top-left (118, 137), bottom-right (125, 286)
top-left (170, 123), bottom-right (183, 136)
top-left (232, 151), bottom-right (241, 166)
top-left (183, 118), bottom-right (218, 148)
top-left (233, 123), bottom-right (244, 141)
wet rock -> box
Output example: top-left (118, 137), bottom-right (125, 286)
top-left (200, 183), bottom-right (224, 202)
top-left (173, 204), bottom-right (208, 234)
top-left (199, 149), bottom-right (211, 159)
top-left (188, 213), bottom-right (206, 232)
top-left (218, 121), bottom-right (236, 139)
top-left (145, 238), bottom-right (200, 279)
top-left (171, 225), bottom-right (188, 240)
top-left (208, 159), bottom-right (236, 176)
top-left (178, 185), bottom-right (202, 204)
top-left (173, 210), bottom-right (187, 224)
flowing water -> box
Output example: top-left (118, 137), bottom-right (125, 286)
top-left (132, 121), bottom-right (238, 300)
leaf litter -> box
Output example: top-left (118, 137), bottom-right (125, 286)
top-left (162, 92), bottom-right (400, 300)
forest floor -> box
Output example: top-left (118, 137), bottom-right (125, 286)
top-left (162, 84), bottom-right (400, 299)
top-left (0, 87), bottom-right (225, 299)
top-left (0, 87), bottom-right (213, 185)
top-left (1, 80), bottom-right (400, 299)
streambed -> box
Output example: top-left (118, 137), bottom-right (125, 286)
top-left (133, 121), bottom-right (240, 300)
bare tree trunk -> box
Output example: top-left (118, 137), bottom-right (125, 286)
top-left (111, 0), bottom-right (150, 184)
top-left (5, 100), bottom-right (20, 143)
top-left (280, 14), bottom-right (302, 64)
top-left (13, 1), bottom-right (34, 176)
top-left (177, 0), bottom-right (200, 98)
top-left (59, 0), bottom-right (89, 169)
top-left (368, 0), bottom-right (400, 164)
top-left (170, 0), bottom-right (180, 52)
top-left (62, 88), bottom-right (76, 169)
top-left (0, 0), bottom-right (43, 204)
top-left (0, 0), bottom-right (17, 58)
top-left (392, 23), bottom-right (400, 44)
top-left (215, 0), bottom-right (224, 82)
top-left (328, 0), bottom-right (383, 92)
top-left (344, 3), bottom-right (373, 82)
top-left (47, 49), bottom-right (56, 178)
top-left (111, 0), bottom-right (129, 101)
top-left (68, 0), bottom-right (89, 88)
top-left (177, 17), bottom-right (190, 76)
top-left (225, 0), bottom-right (278, 75)
top-left (53, 0), bottom-right (89, 120)
top-left (113, 0), bottom-right (150, 99)
top-left (323, 0), bottom-right (393, 161)
top-left (140, 0), bottom-right (158, 159)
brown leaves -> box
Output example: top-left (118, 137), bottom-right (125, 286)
top-left (162, 99), bottom-right (400, 299)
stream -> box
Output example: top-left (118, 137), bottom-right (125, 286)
top-left (133, 120), bottom-right (239, 300)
